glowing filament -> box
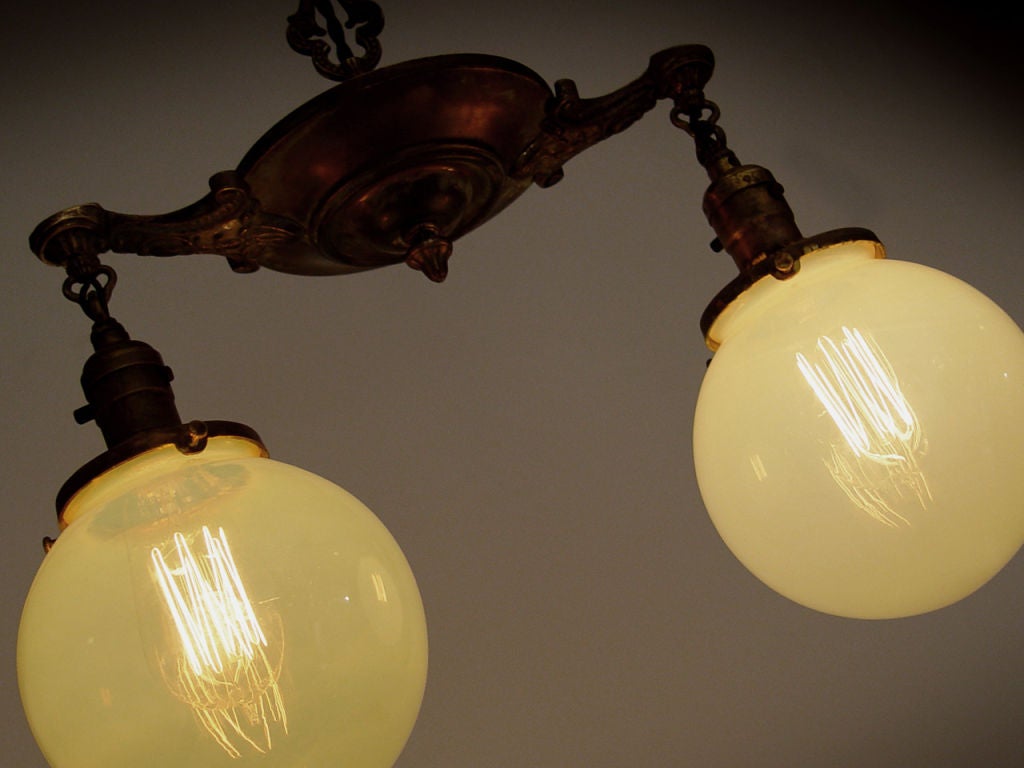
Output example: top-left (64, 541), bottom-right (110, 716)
top-left (151, 526), bottom-right (287, 757)
top-left (796, 327), bottom-right (930, 525)
top-left (371, 572), bottom-right (389, 602)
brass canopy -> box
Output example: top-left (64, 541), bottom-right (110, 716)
top-left (237, 54), bottom-right (552, 279)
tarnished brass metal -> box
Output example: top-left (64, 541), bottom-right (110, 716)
top-left (29, 172), bottom-right (304, 274)
top-left (404, 223), bottom-right (453, 282)
top-left (30, 55), bottom-right (556, 279)
top-left (661, 85), bottom-right (885, 347)
top-left (75, 317), bottom-right (182, 449)
top-left (287, 0), bottom-right (384, 82)
top-left (513, 45), bottom-right (714, 187)
top-left (55, 311), bottom-right (270, 524)
top-left (702, 161), bottom-right (804, 277)
top-left (30, 46), bottom-right (721, 282)
top-left (698, 228), bottom-right (884, 345)
top-left (693, 151), bottom-right (885, 347)
top-left (236, 53), bottom-right (552, 277)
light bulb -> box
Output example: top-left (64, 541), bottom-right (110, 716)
top-left (18, 434), bottom-right (427, 768)
top-left (693, 240), bottom-right (1024, 618)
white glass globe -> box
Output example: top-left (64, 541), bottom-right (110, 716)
top-left (18, 435), bottom-right (427, 768)
top-left (694, 241), bottom-right (1024, 618)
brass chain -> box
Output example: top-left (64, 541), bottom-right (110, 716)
top-left (60, 256), bottom-right (117, 322)
top-left (669, 98), bottom-right (734, 169)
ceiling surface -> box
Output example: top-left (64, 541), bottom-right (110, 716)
top-left (2, 2), bottom-right (1022, 767)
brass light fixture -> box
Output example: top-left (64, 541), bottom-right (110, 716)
top-left (16, 3), bottom-right (1024, 768)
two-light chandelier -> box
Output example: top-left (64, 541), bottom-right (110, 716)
top-left (16, 2), bottom-right (1024, 767)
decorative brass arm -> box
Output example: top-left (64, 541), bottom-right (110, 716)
top-left (29, 44), bottom-right (717, 282)
top-left (513, 45), bottom-right (714, 187)
top-left (30, 171), bottom-right (305, 275)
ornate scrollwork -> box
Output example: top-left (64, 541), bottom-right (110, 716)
top-left (287, 0), bottom-right (384, 82)
top-left (30, 171), bottom-right (305, 274)
top-left (513, 45), bottom-right (715, 187)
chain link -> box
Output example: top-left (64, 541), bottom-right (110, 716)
top-left (61, 264), bottom-right (117, 322)
top-left (669, 100), bottom-right (721, 135)
top-left (669, 97), bottom-right (734, 168)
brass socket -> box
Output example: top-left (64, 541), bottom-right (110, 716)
top-left (702, 163), bottom-right (803, 278)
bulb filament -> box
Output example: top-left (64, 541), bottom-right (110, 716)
top-left (150, 526), bottom-right (287, 757)
top-left (796, 326), bottom-right (931, 526)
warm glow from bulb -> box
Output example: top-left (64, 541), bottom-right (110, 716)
top-left (371, 572), bottom-right (389, 602)
top-left (150, 526), bottom-right (286, 757)
top-left (18, 436), bottom-right (427, 768)
top-left (694, 242), bottom-right (1024, 618)
top-left (795, 326), bottom-right (930, 527)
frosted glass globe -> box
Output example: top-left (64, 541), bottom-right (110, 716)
top-left (18, 435), bottom-right (427, 768)
top-left (694, 241), bottom-right (1024, 618)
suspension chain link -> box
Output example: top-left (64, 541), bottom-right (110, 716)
top-left (60, 254), bottom-right (117, 322)
top-left (670, 97), bottom-right (735, 169)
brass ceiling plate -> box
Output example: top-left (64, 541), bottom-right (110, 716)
top-left (236, 53), bottom-right (553, 275)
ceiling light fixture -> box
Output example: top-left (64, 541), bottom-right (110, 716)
top-left (17, 2), bottom-right (1024, 767)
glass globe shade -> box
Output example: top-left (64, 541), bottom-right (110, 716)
top-left (18, 434), bottom-right (427, 768)
top-left (693, 241), bottom-right (1024, 619)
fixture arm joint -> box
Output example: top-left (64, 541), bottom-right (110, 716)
top-left (512, 44), bottom-right (715, 187)
top-left (29, 171), bottom-right (306, 273)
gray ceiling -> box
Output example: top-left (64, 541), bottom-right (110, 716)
top-left (2, 2), bottom-right (1022, 767)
